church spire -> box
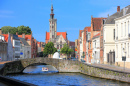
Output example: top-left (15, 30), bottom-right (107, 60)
top-left (50, 4), bottom-right (54, 19)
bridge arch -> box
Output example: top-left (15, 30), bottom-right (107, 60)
top-left (0, 57), bottom-right (81, 75)
top-left (21, 63), bottom-right (59, 73)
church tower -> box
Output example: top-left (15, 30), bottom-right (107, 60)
top-left (49, 4), bottom-right (57, 42)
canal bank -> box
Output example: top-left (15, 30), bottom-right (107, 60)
top-left (79, 62), bottom-right (130, 83)
top-left (0, 58), bottom-right (130, 84)
top-left (7, 72), bottom-right (130, 85)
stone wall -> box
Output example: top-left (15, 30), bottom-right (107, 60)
top-left (0, 57), bottom-right (130, 83)
top-left (80, 63), bottom-right (130, 83)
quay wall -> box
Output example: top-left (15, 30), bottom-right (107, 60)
top-left (0, 57), bottom-right (130, 83)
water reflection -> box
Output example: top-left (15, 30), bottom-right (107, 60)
top-left (23, 65), bottom-right (58, 74)
top-left (7, 73), bottom-right (130, 86)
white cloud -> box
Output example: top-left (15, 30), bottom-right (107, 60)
top-left (98, 7), bottom-right (117, 17)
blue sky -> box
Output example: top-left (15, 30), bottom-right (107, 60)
top-left (0, 0), bottom-right (130, 42)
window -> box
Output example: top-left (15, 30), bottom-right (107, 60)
top-left (57, 45), bottom-right (59, 49)
top-left (116, 45), bottom-right (118, 58)
top-left (52, 35), bottom-right (54, 38)
top-left (121, 23), bottom-right (123, 37)
top-left (128, 43), bottom-right (129, 58)
top-left (117, 24), bottom-right (118, 37)
top-left (128, 21), bottom-right (129, 34)
top-left (15, 41), bottom-right (20, 46)
top-left (95, 41), bottom-right (96, 48)
top-left (121, 44), bottom-right (122, 57)
top-left (60, 45), bottom-right (62, 48)
top-left (113, 29), bottom-right (115, 40)
top-left (125, 22), bottom-right (126, 36)
top-left (90, 43), bottom-right (91, 49)
top-left (15, 47), bottom-right (20, 51)
top-left (87, 33), bottom-right (90, 40)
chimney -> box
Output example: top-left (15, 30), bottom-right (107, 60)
top-left (16, 32), bottom-right (18, 35)
top-left (117, 6), bottom-right (120, 12)
top-left (22, 33), bottom-right (25, 39)
top-left (0, 29), bottom-right (2, 35)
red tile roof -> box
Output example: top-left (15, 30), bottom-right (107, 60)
top-left (92, 18), bottom-right (106, 31)
top-left (93, 33), bottom-right (100, 38)
top-left (2, 34), bottom-right (8, 42)
top-left (79, 30), bottom-right (83, 37)
top-left (84, 27), bottom-right (91, 32)
top-left (18, 35), bottom-right (32, 41)
top-left (37, 42), bottom-right (40, 44)
top-left (46, 32), bottom-right (67, 40)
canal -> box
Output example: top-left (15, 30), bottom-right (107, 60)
top-left (7, 65), bottom-right (130, 86)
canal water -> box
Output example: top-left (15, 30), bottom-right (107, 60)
top-left (7, 65), bottom-right (130, 86)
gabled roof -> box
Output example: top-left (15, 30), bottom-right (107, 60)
top-left (13, 34), bottom-right (20, 40)
top-left (3, 34), bottom-right (20, 42)
top-left (2, 34), bottom-right (8, 42)
top-left (84, 27), bottom-right (91, 32)
top-left (79, 30), bottom-right (83, 37)
top-left (105, 12), bottom-right (120, 24)
top-left (19, 37), bottom-right (30, 46)
top-left (105, 5), bottom-right (130, 24)
top-left (117, 5), bottom-right (130, 18)
top-left (92, 18), bottom-right (106, 31)
top-left (46, 32), bottom-right (67, 40)
top-left (18, 35), bottom-right (32, 41)
top-left (37, 42), bottom-right (40, 44)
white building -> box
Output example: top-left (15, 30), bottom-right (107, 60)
top-left (115, 5), bottom-right (130, 68)
top-left (103, 6), bottom-right (120, 64)
top-left (19, 38), bottom-right (31, 59)
top-left (12, 34), bottom-right (21, 60)
top-left (92, 33), bottom-right (100, 64)
top-left (79, 31), bottom-right (84, 61)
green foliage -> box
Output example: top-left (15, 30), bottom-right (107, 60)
top-left (37, 52), bottom-right (43, 57)
top-left (17, 25), bottom-right (31, 35)
top-left (1, 25), bottom-right (31, 35)
top-left (43, 42), bottom-right (57, 56)
top-left (60, 43), bottom-right (74, 55)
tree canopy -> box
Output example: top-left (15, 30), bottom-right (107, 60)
top-left (43, 42), bottom-right (57, 57)
top-left (1, 25), bottom-right (31, 35)
top-left (60, 43), bottom-right (74, 55)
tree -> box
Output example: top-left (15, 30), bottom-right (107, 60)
top-left (1, 26), bottom-right (17, 34)
top-left (43, 42), bottom-right (57, 58)
top-left (17, 25), bottom-right (31, 35)
top-left (1, 25), bottom-right (31, 35)
top-left (60, 43), bottom-right (74, 59)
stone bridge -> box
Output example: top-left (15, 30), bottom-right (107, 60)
top-left (0, 57), bottom-right (130, 83)
top-left (0, 57), bottom-right (81, 75)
